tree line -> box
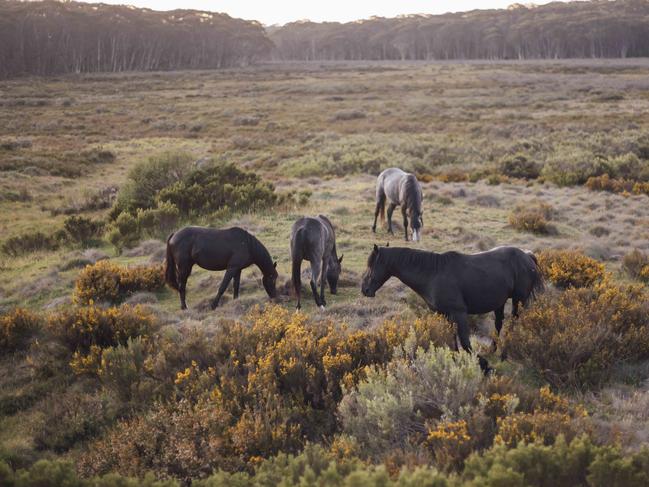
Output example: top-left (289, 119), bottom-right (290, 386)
top-left (269, 0), bottom-right (649, 61)
top-left (2, 0), bottom-right (649, 78)
top-left (0, 0), bottom-right (272, 78)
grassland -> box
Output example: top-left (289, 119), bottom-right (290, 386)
top-left (2, 59), bottom-right (649, 483)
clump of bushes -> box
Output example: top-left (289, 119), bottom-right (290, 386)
top-left (541, 150), bottom-right (610, 186)
top-left (77, 306), bottom-right (457, 479)
top-left (47, 303), bottom-right (155, 375)
top-left (622, 250), bottom-right (649, 283)
top-left (1, 230), bottom-right (62, 256)
top-left (503, 280), bottom-right (649, 388)
top-left (107, 202), bottom-right (180, 253)
top-left (537, 249), bottom-right (605, 288)
top-left (508, 201), bottom-right (556, 235)
top-left (339, 342), bottom-right (482, 456)
top-left (0, 308), bottom-right (41, 352)
top-left (499, 154), bottom-right (540, 180)
top-left (63, 215), bottom-right (104, 247)
top-left (74, 260), bottom-right (165, 304)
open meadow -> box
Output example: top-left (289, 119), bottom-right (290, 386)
top-left (3, 59), bottom-right (649, 485)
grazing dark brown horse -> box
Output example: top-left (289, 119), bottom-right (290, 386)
top-left (361, 245), bottom-right (543, 370)
top-left (290, 215), bottom-right (343, 310)
top-left (165, 226), bottom-right (278, 310)
top-left (372, 167), bottom-right (423, 242)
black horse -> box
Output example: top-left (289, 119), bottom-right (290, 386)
top-left (165, 226), bottom-right (278, 310)
top-left (372, 167), bottom-right (424, 242)
top-left (361, 245), bottom-right (543, 356)
top-left (290, 215), bottom-right (343, 309)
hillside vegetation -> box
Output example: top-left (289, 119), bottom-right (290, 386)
top-left (2, 60), bottom-right (649, 485)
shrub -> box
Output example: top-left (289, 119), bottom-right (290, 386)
top-left (508, 202), bottom-right (556, 235)
top-left (156, 163), bottom-right (278, 217)
top-left (74, 260), bottom-right (165, 304)
top-left (33, 391), bottom-right (112, 453)
top-left (113, 152), bottom-right (191, 216)
top-left (0, 308), bottom-right (41, 352)
top-left (622, 250), bottom-right (649, 282)
top-left (339, 341), bottom-right (482, 456)
top-left (99, 337), bottom-right (151, 403)
top-left (537, 249), bottom-right (604, 288)
top-left (503, 280), bottom-right (649, 388)
top-left (63, 215), bottom-right (104, 247)
top-left (47, 303), bottom-right (155, 374)
top-left (332, 109), bottom-right (366, 121)
top-left (499, 155), bottom-right (540, 180)
top-left (1, 231), bottom-right (60, 256)
top-left (437, 171), bottom-right (469, 183)
top-left (542, 150), bottom-right (610, 186)
top-left (107, 212), bottom-right (140, 253)
top-left (0, 459), bottom-right (179, 487)
top-left (586, 174), bottom-right (635, 194)
top-left (135, 201), bottom-right (180, 238)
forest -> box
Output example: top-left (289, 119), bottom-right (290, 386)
top-left (0, 0), bottom-right (272, 78)
top-left (2, 0), bottom-right (649, 78)
top-left (270, 0), bottom-right (649, 61)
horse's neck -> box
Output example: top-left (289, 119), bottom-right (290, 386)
top-left (388, 249), bottom-right (440, 293)
top-left (250, 237), bottom-right (273, 275)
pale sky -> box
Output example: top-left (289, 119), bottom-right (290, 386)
top-left (79, 0), bottom-right (564, 26)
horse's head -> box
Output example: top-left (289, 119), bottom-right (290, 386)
top-left (409, 209), bottom-right (423, 242)
top-left (262, 261), bottom-right (279, 299)
top-left (361, 245), bottom-right (390, 297)
top-left (327, 254), bottom-right (344, 294)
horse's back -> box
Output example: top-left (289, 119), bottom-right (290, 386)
top-left (169, 226), bottom-right (252, 270)
top-left (291, 216), bottom-right (332, 260)
top-left (378, 167), bottom-right (411, 202)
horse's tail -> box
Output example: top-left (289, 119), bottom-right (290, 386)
top-left (527, 251), bottom-right (544, 300)
top-left (165, 232), bottom-right (179, 291)
top-left (291, 228), bottom-right (304, 304)
top-left (379, 198), bottom-right (385, 222)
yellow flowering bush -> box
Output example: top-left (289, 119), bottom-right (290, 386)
top-left (0, 307), bottom-right (41, 351)
top-left (503, 280), bottom-right (649, 388)
top-left (74, 260), bottom-right (165, 304)
top-left (426, 420), bottom-right (473, 471)
top-left (48, 303), bottom-right (155, 375)
top-left (537, 249), bottom-right (605, 288)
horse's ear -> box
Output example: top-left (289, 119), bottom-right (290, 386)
top-left (273, 261), bottom-right (277, 269)
top-left (386, 242), bottom-right (390, 247)
top-left (373, 244), bottom-right (379, 253)
top-left (338, 254), bottom-right (344, 264)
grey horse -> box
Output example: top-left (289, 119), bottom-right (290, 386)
top-left (290, 215), bottom-right (343, 310)
top-left (372, 167), bottom-right (423, 242)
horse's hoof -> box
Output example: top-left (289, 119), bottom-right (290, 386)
top-left (371, 226), bottom-right (376, 233)
top-left (210, 302), bottom-right (219, 310)
top-left (319, 305), bottom-right (325, 311)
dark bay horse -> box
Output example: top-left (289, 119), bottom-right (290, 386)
top-left (165, 226), bottom-right (278, 310)
top-left (372, 167), bottom-right (423, 242)
top-left (361, 245), bottom-right (543, 365)
top-left (290, 215), bottom-right (343, 310)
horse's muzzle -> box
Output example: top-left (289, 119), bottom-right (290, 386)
top-left (361, 286), bottom-right (375, 297)
top-left (412, 229), bottom-right (420, 242)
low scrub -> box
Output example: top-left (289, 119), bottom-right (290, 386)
top-left (622, 250), bottom-right (649, 283)
top-left (503, 280), bottom-right (649, 388)
top-left (1, 230), bottom-right (62, 256)
top-left (537, 249), bottom-right (605, 288)
top-left (499, 154), bottom-right (540, 180)
top-left (63, 215), bottom-right (104, 247)
top-left (508, 202), bottom-right (556, 235)
top-left (47, 303), bottom-right (155, 375)
top-left (74, 260), bottom-right (165, 304)
top-left (0, 308), bottom-right (42, 352)
top-left (541, 150), bottom-right (610, 186)
top-left (77, 306), bottom-right (454, 479)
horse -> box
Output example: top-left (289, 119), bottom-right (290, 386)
top-left (165, 226), bottom-right (278, 310)
top-left (361, 245), bottom-right (544, 369)
top-left (290, 215), bottom-right (343, 310)
top-left (372, 167), bottom-right (424, 242)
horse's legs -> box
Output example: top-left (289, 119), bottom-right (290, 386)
top-left (177, 262), bottom-right (193, 310)
top-left (494, 305), bottom-right (505, 335)
top-left (309, 260), bottom-right (322, 307)
top-left (512, 299), bottom-right (520, 318)
top-left (211, 269), bottom-right (237, 309)
top-left (386, 203), bottom-right (397, 234)
top-left (372, 193), bottom-right (385, 233)
top-left (449, 311), bottom-right (491, 374)
top-left (232, 269), bottom-right (242, 299)
top-left (401, 207), bottom-right (409, 241)
top-left (319, 257), bottom-right (327, 308)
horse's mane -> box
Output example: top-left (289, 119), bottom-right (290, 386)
top-left (383, 247), bottom-right (453, 272)
top-left (402, 175), bottom-right (422, 213)
top-left (248, 232), bottom-right (274, 275)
